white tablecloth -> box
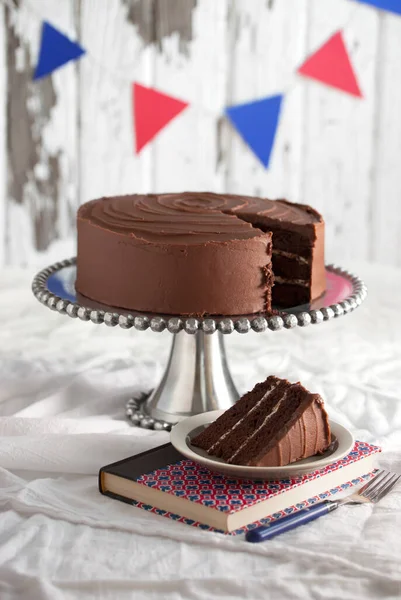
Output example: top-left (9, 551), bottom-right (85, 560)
top-left (0, 262), bottom-right (400, 600)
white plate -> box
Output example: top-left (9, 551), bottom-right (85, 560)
top-left (170, 410), bottom-right (354, 480)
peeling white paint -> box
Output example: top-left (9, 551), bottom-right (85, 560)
top-left (0, 3), bottom-right (5, 266)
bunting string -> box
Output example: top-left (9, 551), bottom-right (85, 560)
top-left (1, 0), bottom-right (400, 168)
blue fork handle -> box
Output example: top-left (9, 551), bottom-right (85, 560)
top-left (245, 500), bottom-right (338, 543)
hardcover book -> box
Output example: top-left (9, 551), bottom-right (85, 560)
top-left (99, 441), bottom-right (380, 534)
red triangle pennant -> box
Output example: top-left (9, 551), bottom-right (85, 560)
top-left (297, 31), bottom-right (362, 98)
top-left (133, 83), bottom-right (188, 153)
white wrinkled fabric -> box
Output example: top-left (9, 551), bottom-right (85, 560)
top-left (0, 262), bottom-right (400, 600)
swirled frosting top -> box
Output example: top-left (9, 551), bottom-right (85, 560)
top-left (78, 192), bottom-right (321, 244)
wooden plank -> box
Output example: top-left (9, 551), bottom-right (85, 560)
top-left (0, 2), bottom-right (6, 265)
top-left (225, 0), bottom-right (309, 201)
top-left (370, 12), bottom-right (401, 266)
top-left (151, 0), bottom-right (229, 193)
top-left (301, 0), bottom-right (379, 265)
top-left (5, 0), bottom-right (79, 266)
top-left (79, 0), bottom-right (194, 203)
top-left (78, 0), bottom-right (154, 202)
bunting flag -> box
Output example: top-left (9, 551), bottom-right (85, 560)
top-left (133, 83), bottom-right (188, 153)
top-left (31, 12), bottom-right (371, 166)
top-left (353, 0), bottom-right (401, 16)
top-left (297, 31), bottom-right (363, 98)
top-left (225, 95), bottom-right (283, 168)
top-left (34, 21), bottom-right (85, 80)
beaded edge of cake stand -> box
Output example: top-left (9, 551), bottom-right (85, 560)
top-left (32, 258), bottom-right (367, 431)
top-left (31, 257), bottom-right (367, 334)
top-left (124, 391), bottom-right (173, 431)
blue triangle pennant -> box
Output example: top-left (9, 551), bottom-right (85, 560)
top-left (353, 0), bottom-right (401, 16)
top-left (34, 21), bottom-right (85, 80)
top-left (225, 95), bottom-right (284, 168)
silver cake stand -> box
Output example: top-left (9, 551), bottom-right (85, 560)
top-left (32, 259), bottom-right (367, 431)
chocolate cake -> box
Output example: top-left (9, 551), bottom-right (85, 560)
top-left (191, 376), bottom-right (331, 467)
top-left (76, 192), bottom-right (325, 315)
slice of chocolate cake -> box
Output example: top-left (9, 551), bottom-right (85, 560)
top-left (191, 376), bottom-right (331, 467)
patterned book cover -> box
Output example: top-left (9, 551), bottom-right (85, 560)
top-left (130, 441), bottom-right (381, 535)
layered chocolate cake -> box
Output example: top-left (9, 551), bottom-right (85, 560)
top-left (76, 192), bottom-right (325, 315)
top-left (191, 376), bottom-right (331, 467)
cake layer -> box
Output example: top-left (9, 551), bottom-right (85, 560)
top-left (272, 282), bottom-right (311, 307)
top-left (272, 253), bottom-right (311, 281)
top-left (191, 375), bottom-right (331, 467)
top-left (266, 228), bottom-right (315, 255)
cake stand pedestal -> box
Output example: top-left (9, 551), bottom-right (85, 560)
top-left (142, 330), bottom-right (239, 423)
top-left (32, 259), bottom-right (367, 431)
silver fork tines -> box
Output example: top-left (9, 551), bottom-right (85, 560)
top-left (370, 473), bottom-right (401, 502)
top-left (359, 470), bottom-right (387, 497)
top-left (360, 470), bottom-right (401, 503)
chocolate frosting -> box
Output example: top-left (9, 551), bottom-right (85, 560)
top-left (78, 192), bottom-right (322, 242)
top-left (231, 197), bottom-right (322, 227)
top-left (76, 192), bottom-right (324, 315)
top-left (253, 398), bottom-right (331, 467)
top-left (78, 193), bottom-right (266, 244)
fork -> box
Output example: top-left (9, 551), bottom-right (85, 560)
top-left (246, 469), bottom-right (400, 543)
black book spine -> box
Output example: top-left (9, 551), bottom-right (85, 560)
top-left (101, 489), bottom-right (137, 507)
top-left (98, 442), bottom-right (184, 494)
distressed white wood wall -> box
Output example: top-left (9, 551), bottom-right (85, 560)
top-left (1, 0), bottom-right (400, 267)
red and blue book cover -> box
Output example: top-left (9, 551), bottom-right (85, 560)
top-left (109, 440), bottom-right (380, 535)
